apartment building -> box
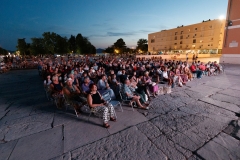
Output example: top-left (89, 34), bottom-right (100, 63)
top-left (221, 0), bottom-right (240, 64)
top-left (148, 19), bottom-right (225, 55)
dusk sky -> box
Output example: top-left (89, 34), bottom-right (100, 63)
top-left (0, 0), bottom-right (228, 51)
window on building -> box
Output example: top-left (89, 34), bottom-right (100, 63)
top-left (180, 35), bottom-right (183, 39)
top-left (181, 31), bottom-right (183, 34)
top-left (180, 41), bottom-right (182, 44)
top-left (175, 36), bottom-right (177, 40)
top-left (151, 39), bottom-right (155, 43)
top-left (193, 39), bottom-right (196, 43)
top-left (175, 32), bottom-right (178, 35)
top-left (174, 43), bottom-right (177, 45)
top-left (195, 28), bottom-right (197, 30)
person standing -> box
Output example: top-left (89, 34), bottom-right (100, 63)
top-left (186, 53), bottom-right (189, 61)
top-left (192, 53), bottom-right (195, 62)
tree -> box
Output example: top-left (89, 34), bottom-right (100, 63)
top-left (113, 38), bottom-right (126, 53)
top-left (16, 38), bottom-right (27, 55)
top-left (0, 47), bottom-right (8, 55)
top-left (103, 46), bottom-right (114, 53)
top-left (30, 38), bottom-right (46, 55)
top-left (25, 43), bottom-right (31, 55)
top-left (42, 32), bottom-right (58, 54)
top-left (68, 35), bottom-right (76, 53)
top-left (136, 39), bottom-right (148, 52)
top-left (76, 33), bottom-right (96, 54)
top-left (16, 32), bottom-right (96, 55)
top-left (55, 35), bottom-right (69, 54)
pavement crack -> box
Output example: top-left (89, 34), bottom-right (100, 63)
top-left (198, 99), bottom-right (239, 115)
top-left (7, 139), bottom-right (19, 160)
top-left (135, 124), bottom-right (169, 159)
top-left (62, 125), bottom-right (64, 141)
top-left (223, 120), bottom-right (240, 141)
top-left (51, 113), bottom-right (55, 128)
top-left (0, 110), bottom-right (10, 121)
top-left (5, 102), bottom-right (14, 111)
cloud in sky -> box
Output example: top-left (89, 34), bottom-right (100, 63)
top-left (0, 0), bottom-right (228, 50)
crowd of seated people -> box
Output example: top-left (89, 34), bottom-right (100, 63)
top-left (38, 55), bottom-right (223, 127)
top-left (0, 55), bottom-right (39, 72)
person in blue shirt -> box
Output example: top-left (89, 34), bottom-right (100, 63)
top-left (97, 75), bottom-right (116, 99)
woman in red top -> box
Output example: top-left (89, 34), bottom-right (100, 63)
top-left (189, 62), bottom-right (203, 79)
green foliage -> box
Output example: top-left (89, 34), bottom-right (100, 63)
top-left (30, 38), bottom-right (46, 55)
top-left (75, 34), bottom-right (96, 54)
top-left (68, 35), bottom-right (76, 53)
top-left (16, 38), bottom-right (27, 55)
top-left (113, 38), bottom-right (126, 53)
top-left (17, 32), bottom-right (96, 55)
top-left (0, 47), bottom-right (8, 55)
top-left (103, 46), bottom-right (114, 53)
top-left (136, 39), bottom-right (148, 52)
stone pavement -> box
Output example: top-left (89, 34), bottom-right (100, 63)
top-left (0, 65), bottom-right (240, 160)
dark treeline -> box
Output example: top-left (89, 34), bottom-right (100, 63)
top-left (16, 32), bottom-right (96, 55)
top-left (0, 47), bottom-right (8, 55)
top-left (103, 38), bottom-right (148, 54)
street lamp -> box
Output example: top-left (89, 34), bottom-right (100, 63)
top-left (114, 49), bottom-right (119, 54)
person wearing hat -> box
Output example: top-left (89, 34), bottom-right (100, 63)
top-left (63, 78), bottom-right (87, 115)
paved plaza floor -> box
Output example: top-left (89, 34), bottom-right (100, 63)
top-left (0, 65), bottom-right (240, 160)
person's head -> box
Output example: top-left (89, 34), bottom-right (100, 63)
top-left (124, 79), bottom-right (130, 85)
top-left (83, 72), bottom-right (87, 77)
top-left (144, 71), bottom-right (149, 76)
top-left (122, 69), bottom-right (126, 74)
top-left (110, 70), bottom-right (114, 74)
top-left (133, 71), bottom-right (136, 76)
top-left (52, 75), bottom-right (59, 82)
top-left (74, 70), bottom-right (78, 75)
top-left (128, 75), bottom-right (133, 81)
top-left (66, 78), bottom-right (73, 86)
top-left (89, 83), bottom-right (97, 91)
top-left (68, 73), bottom-right (74, 79)
top-left (47, 75), bottom-right (51, 79)
top-left (164, 67), bottom-right (168, 71)
top-left (101, 74), bottom-right (106, 80)
top-left (84, 77), bottom-right (90, 84)
top-left (111, 74), bottom-right (116, 79)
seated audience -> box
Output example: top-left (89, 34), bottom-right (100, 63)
top-left (97, 75), bottom-right (116, 99)
top-left (122, 79), bottom-right (149, 110)
top-left (63, 78), bottom-right (87, 114)
top-left (87, 83), bottom-right (116, 128)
